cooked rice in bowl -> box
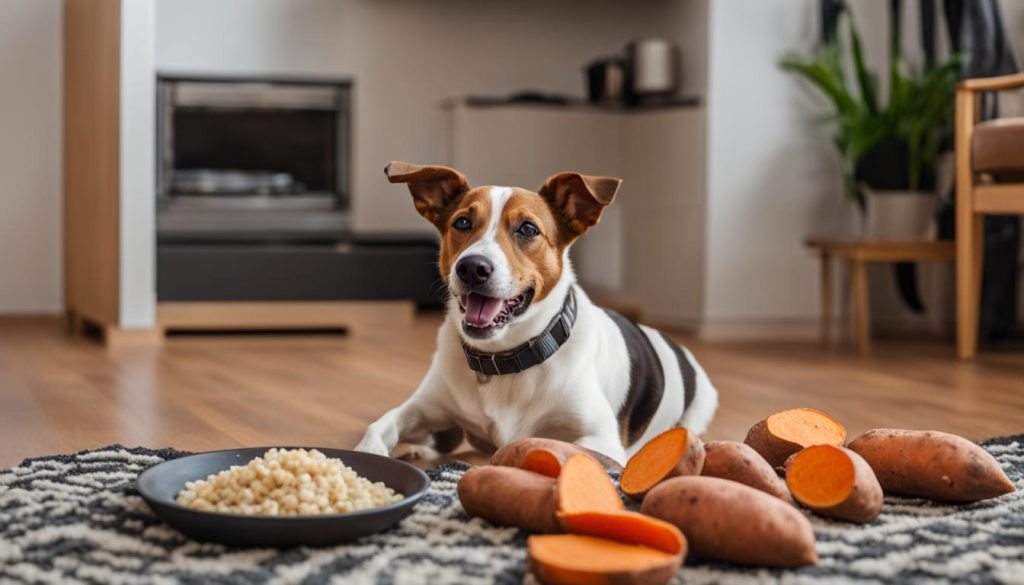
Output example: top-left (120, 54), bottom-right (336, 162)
top-left (175, 448), bottom-right (404, 516)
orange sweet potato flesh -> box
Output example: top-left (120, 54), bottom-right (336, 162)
top-left (529, 534), bottom-right (682, 585)
top-left (620, 427), bottom-right (704, 501)
top-left (558, 454), bottom-right (624, 514)
top-left (642, 476), bottom-right (818, 567)
top-left (558, 510), bottom-right (686, 556)
top-left (523, 448), bottom-right (564, 478)
top-left (702, 440), bottom-right (795, 504)
top-left (786, 445), bottom-right (882, 523)
top-left (847, 428), bottom-right (1016, 502)
top-left (457, 465), bottom-right (560, 533)
top-left (744, 408), bottom-right (846, 468)
top-left (491, 437), bottom-right (623, 474)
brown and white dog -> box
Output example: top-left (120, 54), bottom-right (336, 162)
top-left (355, 161), bottom-right (717, 464)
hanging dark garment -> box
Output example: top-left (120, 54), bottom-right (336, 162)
top-left (938, 0), bottom-right (1021, 341)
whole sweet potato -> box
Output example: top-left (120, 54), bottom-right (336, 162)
top-left (457, 465), bottom-right (560, 533)
top-left (847, 429), bottom-right (1015, 502)
top-left (702, 440), bottom-right (794, 504)
top-left (641, 476), bottom-right (818, 567)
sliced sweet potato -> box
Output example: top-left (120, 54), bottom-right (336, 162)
top-left (702, 440), bottom-right (794, 504)
top-left (457, 465), bottom-right (560, 533)
top-left (558, 510), bottom-right (686, 557)
top-left (641, 476), bottom-right (818, 567)
top-left (847, 428), bottom-right (1015, 502)
top-left (557, 454), bottom-right (624, 514)
top-left (785, 445), bottom-right (882, 523)
top-left (744, 407), bottom-right (846, 468)
top-left (528, 534), bottom-right (682, 585)
top-left (619, 427), bottom-right (704, 501)
top-left (491, 437), bottom-right (623, 474)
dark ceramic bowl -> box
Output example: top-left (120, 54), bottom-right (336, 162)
top-left (136, 447), bottom-right (430, 548)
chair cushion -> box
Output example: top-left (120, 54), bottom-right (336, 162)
top-left (972, 117), bottom-right (1024, 175)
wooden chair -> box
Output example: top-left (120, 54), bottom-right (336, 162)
top-left (955, 72), bottom-right (1024, 359)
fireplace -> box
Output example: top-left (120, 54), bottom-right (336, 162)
top-left (157, 75), bottom-right (351, 239)
top-left (155, 75), bottom-right (442, 309)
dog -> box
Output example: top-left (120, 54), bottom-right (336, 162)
top-left (355, 161), bottom-right (717, 464)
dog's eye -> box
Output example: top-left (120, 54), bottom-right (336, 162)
top-left (516, 221), bottom-right (540, 238)
top-left (452, 217), bottom-right (472, 231)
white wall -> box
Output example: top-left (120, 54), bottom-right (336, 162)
top-left (155, 0), bottom-right (704, 235)
top-left (120, 0), bottom-right (158, 328)
top-left (0, 0), bottom-right (63, 314)
top-left (700, 0), bottom-right (1024, 335)
top-left (703, 0), bottom-right (845, 331)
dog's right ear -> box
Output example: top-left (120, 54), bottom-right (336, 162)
top-left (385, 161), bottom-right (470, 227)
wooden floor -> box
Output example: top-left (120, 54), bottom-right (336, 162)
top-left (1, 315), bottom-right (1023, 468)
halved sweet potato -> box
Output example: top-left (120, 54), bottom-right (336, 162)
top-left (523, 448), bottom-right (564, 478)
top-left (702, 440), bottom-right (794, 504)
top-left (558, 510), bottom-right (686, 557)
top-left (491, 437), bottom-right (623, 475)
top-left (786, 445), bottom-right (882, 523)
top-left (557, 454), bottom-right (625, 514)
top-left (620, 427), bottom-right (704, 501)
top-left (528, 534), bottom-right (682, 585)
top-left (847, 428), bottom-right (1015, 502)
top-left (744, 407), bottom-right (846, 468)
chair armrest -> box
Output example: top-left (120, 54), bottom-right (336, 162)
top-left (958, 72), bottom-right (1024, 92)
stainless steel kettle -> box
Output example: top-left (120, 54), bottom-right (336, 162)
top-left (624, 38), bottom-right (680, 105)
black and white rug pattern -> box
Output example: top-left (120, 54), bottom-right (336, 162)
top-left (1, 437), bottom-right (1022, 584)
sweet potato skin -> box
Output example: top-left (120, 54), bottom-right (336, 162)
top-left (702, 440), bottom-right (794, 504)
top-left (641, 476), bottom-right (818, 567)
top-left (847, 429), bottom-right (1016, 502)
top-left (491, 437), bottom-right (623, 474)
top-left (457, 466), bottom-right (561, 533)
top-left (744, 408), bottom-right (846, 468)
top-left (620, 428), bottom-right (705, 501)
top-left (786, 446), bottom-right (883, 523)
top-left (528, 534), bottom-right (682, 585)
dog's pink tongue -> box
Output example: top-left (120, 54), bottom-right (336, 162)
top-left (464, 293), bottom-right (504, 328)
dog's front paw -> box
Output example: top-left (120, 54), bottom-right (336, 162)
top-left (354, 434), bottom-right (389, 456)
top-left (392, 443), bottom-right (440, 462)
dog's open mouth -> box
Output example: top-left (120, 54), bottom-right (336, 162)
top-left (459, 288), bottom-right (534, 331)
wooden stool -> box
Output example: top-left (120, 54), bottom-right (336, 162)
top-left (805, 237), bottom-right (955, 355)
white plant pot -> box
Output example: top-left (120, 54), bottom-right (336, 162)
top-left (862, 188), bottom-right (936, 240)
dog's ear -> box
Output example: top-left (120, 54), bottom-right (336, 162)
top-left (538, 172), bottom-right (621, 236)
top-left (385, 161), bottom-right (470, 227)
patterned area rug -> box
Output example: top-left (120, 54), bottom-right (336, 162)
top-left (1, 437), bottom-right (1022, 585)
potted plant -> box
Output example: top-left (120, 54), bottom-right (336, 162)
top-left (781, 4), bottom-right (961, 239)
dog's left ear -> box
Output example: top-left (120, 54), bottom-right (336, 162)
top-left (538, 172), bottom-right (621, 236)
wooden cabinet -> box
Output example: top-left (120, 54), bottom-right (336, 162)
top-left (447, 103), bottom-right (706, 327)
top-left (63, 0), bottom-right (134, 340)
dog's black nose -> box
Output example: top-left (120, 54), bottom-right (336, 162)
top-left (456, 254), bottom-right (493, 286)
